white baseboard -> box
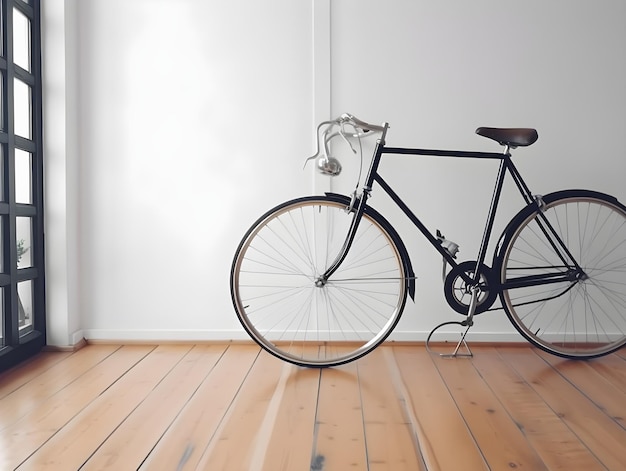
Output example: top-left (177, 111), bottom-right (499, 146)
top-left (388, 330), bottom-right (524, 343)
top-left (71, 329), bottom-right (85, 345)
top-left (44, 337), bottom-right (87, 352)
top-left (81, 329), bottom-right (524, 343)
top-left (83, 329), bottom-right (249, 342)
top-left (44, 329), bottom-right (87, 351)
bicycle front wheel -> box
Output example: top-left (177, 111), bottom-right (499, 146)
top-left (498, 190), bottom-right (626, 358)
top-left (231, 195), bottom-right (408, 367)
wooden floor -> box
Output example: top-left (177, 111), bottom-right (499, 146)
top-left (0, 343), bottom-right (625, 471)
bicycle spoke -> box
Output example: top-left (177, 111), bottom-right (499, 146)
top-left (500, 192), bottom-right (626, 357)
top-left (231, 197), bottom-right (406, 367)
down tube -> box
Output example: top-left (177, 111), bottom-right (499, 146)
top-left (373, 173), bottom-right (459, 267)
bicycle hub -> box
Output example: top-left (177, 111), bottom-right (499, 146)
top-left (315, 276), bottom-right (327, 287)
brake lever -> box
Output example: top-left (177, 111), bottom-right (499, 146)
top-left (302, 153), bottom-right (319, 169)
top-left (339, 125), bottom-right (358, 155)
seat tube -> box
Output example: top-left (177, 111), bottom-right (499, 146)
top-left (475, 157), bottom-right (507, 270)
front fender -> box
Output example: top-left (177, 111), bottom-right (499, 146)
top-left (325, 192), bottom-right (416, 301)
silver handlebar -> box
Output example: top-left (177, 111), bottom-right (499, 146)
top-left (339, 113), bottom-right (386, 134)
top-left (304, 113), bottom-right (388, 176)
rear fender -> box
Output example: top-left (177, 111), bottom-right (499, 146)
top-left (492, 189), bottom-right (624, 274)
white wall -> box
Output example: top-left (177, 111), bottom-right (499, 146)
top-left (329, 0), bottom-right (626, 339)
top-left (43, 0), bottom-right (626, 345)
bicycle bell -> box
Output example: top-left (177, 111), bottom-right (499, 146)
top-left (316, 129), bottom-right (342, 176)
top-left (316, 153), bottom-right (342, 176)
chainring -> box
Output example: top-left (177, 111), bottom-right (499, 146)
top-left (444, 260), bottom-right (498, 315)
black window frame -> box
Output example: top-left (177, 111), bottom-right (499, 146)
top-left (0, 0), bottom-right (45, 371)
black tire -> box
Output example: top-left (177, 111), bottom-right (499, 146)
top-left (230, 195), bottom-right (408, 367)
top-left (497, 190), bottom-right (626, 358)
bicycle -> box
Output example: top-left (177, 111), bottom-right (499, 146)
top-left (230, 113), bottom-right (626, 367)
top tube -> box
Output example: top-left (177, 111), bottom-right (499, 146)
top-left (381, 146), bottom-right (506, 160)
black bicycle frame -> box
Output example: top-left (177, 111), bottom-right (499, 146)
top-left (321, 135), bottom-right (583, 291)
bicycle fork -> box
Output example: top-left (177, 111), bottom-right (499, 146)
top-left (316, 192), bottom-right (369, 287)
top-left (318, 138), bottom-right (387, 284)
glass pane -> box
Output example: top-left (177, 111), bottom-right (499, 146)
top-left (14, 78), bottom-right (32, 139)
top-left (13, 8), bottom-right (31, 72)
top-left (17, 216), bottom-right (32, 269)
top-left (18, 280), bottom-right (33, 333)
top-left (15, 149), bottom-right (32, 203)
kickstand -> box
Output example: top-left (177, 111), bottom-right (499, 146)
top-left (426, 285), bottom-right (479, 358)
top-left (426, 320), bottom-right (474, 358)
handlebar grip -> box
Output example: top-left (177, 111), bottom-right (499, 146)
top-left (340, 113), bottom-right (385, 133)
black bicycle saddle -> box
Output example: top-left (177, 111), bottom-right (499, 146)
top-left (476, 127), bottom-right (538, 148)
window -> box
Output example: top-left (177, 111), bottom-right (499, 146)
top-left (0, 0), bottom-right (45, 371)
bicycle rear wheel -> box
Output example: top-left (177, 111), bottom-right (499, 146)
top-left (498, 190), bottom-right (626, 358)
top-left (231, 195), bottom-right (408, 367)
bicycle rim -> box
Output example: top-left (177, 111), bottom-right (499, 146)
top-left (231, 196), bottom-right (407, 367)
top-left (500, 193), bottom-right (626, 358)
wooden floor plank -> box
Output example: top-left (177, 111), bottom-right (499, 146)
top-left (80, 344), bottom-right (228, 470)
top-left (357, 347), bottom-right (426, 471)
top-left (586, 353), bottom-right (626, 393)
top-left (0, 345), bottom-right (155, 471)
top-left (392, 345), bottom-right (488, 471)
top-left (15, 345), bottom-right (188, 471)
top-left (0, 351), bottom-right (72, 400)
top-left (312, 358), bottom-right (368, 470)
top-left (138, 344), bottom-right (260, 471)
top-left (0, 344), bottom-right (119, 431)
top-left (194, 350), bottom-right (289, 470)
top-left (472, 346), bottom-right (606, 470)
top-left (537, 350), bottom-right (626, 430)
top-left (258, 356), bottom-right (320, 471)
top-left (1, 343), bottom-right (624, 471)
top-left (433, 347), bottom-right (549, 470)
top-left (499, 347), bottom-right (626, 471)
